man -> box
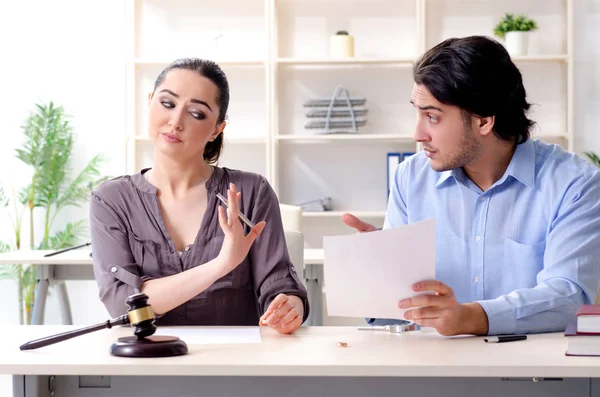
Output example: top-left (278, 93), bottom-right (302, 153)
top-left (343, 36), bottom-right (600, 336)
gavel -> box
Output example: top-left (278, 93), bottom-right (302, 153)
top-left (20, 293), bottom-right (157, 351)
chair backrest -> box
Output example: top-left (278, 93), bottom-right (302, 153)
top-left (279, 203), bottom-right (303, 232)
top-left (284, 230), bottom-right (304, 283)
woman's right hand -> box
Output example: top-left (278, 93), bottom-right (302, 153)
top-left (216, 183), bottom-right (266, 273)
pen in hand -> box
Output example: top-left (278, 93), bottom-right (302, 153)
top-left (215, 192), bottom-right (255, 228)
top-left (484, 335), bottom-right (527, 343)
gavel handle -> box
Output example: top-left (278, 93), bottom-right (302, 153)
top-left (20, 315), bottom-right (129, 351)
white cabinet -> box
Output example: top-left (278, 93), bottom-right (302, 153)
top-left (125, 0), bottom-right (573, 248)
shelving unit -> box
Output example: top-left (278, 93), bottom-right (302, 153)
top-left (276, 57), bottom-right (416, 66)
top-left (125, 0), bottom-right (574, 248)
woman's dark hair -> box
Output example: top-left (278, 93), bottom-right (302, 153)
top-left (153, 58), bottom-right (230, 164)
top-left (413, 36), bottom-right (535, 145)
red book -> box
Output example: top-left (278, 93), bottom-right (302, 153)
top-left (576, 305), bottom-right (600, 334)
top-left (577, 305), bottom-right (600, 316)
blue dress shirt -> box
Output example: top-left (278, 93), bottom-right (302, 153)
top-left (379, 139), bottom-right (600, 335)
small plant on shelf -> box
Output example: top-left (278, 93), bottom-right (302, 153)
top-left (493, 13), bottom-right (538, 56)
top-left (493, 13), bottom-right (538, 39)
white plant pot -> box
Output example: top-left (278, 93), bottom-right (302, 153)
top-left (504, 31), bottom-right (529, 56)
top-left (329, 34), bottom-right (354, 58)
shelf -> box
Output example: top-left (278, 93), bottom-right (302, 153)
top-left (302, 211), bottom-right (385, 218)
top-left (277, 57), bottom-right (415, 66)
top-left (128, 136), bottom-right (266, 144)
top-left (276, 134), bottom-right (414, 142)
top-left (533, 132), bottom-right (569, 139)
top-left (511, 55), bottom-right (570, 63)
top-left (277, 55), bottom-right (569, 67)
top-left (275, 55), bottom-right (568, 66)
top-left (129, 59), bottom-right (266, 67)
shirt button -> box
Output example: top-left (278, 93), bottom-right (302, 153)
top-left (110, 266), bottom-right (117, 273)
top-left (184, 245), bottom-right (190, 251)
top-left (291, 266), bottom-right (296, 271)
top-left (475, 236), bottom-right (481, 242)
top-left (474, 276), bottom-right (480, 283)
top-left (479, 196), bottom-right (486, 202)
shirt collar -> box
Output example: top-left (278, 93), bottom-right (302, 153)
top-left (435, 170), bottom-right (456, 188)
top-left (130, 166), bottom-right (224, 194)
top-left (434, 139), bottom-right (535, 189)
top-left (435, 167), bottom-right (469, 188)
top-left (503, 138), bottom-right (535, 188)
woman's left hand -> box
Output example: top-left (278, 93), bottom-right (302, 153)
top-left (259, 294), bottom-right (304, 334)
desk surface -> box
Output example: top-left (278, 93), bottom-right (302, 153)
top-left (0, 249), bottom-right (94, 265)
top-left (0, 248), bottom-right (325, 266)
top-left (0, 325), bottom-right (596, 378)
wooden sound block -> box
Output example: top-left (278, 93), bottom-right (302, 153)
top-left (110, 335), bottom-right (188, 357)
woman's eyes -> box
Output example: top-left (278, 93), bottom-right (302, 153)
top-left (160, 101), bottom-right (205, 120)
top-left (190, 111), bottom-right (205, 120)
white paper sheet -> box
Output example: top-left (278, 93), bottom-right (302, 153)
top-left (154, 327), bottom-right (262, 345)
top-left (323, 218), bottom-right (436, 320)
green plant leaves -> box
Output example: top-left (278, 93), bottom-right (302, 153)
top-left (584, 152), bottom-right (600, 167)
top-left (38, 221), bottom-right (88, 250)
top-left (1, 101), bottom-right (109, 323)
top-left (494, 13), bottom-right (538, 39)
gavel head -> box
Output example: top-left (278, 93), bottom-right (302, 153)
top-left (125, 293), bottom-right (157, 339)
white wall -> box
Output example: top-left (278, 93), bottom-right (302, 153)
top-left (0, 0), bottom-right (126, 326)
top-left (0, 0), bottom-right (598, 329)
top-left (574, 0), bottom-right (600, 155)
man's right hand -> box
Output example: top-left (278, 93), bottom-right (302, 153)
top-left (341, 213), bottom-right (377, 233)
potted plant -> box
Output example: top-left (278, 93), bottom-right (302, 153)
top-left (330, 30), bottom-right (354, 58)
top-left (0, 102), bottom-right (107, 324)
top-left (493, 13), bottom-right (538, 56)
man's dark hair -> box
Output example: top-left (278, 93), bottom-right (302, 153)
top-left (413, 36), bottom-right (535, 144)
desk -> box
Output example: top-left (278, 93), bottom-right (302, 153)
top-left (0, 248), bottom-right (326, 326)
top-left (303, 248), bottom-right (324, 326)
top-left (2, 325), bottom-right (598, 397)
top-left (0, 250), bottom-right (94, 325)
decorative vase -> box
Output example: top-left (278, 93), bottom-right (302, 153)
top-left (329, 31), bottom-right (354, 58)
top-left (504, 31), bottom-right (529, 56)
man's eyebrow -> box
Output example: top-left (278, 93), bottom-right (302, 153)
top-left (159, 89), bottom-right (213, 113)
top-left (410, 100), bottom-right (443, 112)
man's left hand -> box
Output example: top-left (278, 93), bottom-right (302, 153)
top-left (399, 280), bottom-right (489, 336)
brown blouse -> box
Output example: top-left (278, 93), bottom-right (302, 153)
top-left (89, 166), bottom-right (309, 326)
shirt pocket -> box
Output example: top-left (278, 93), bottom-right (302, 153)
top-left (503, 238), bottom-right (546, 288)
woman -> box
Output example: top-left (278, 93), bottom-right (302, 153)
top-left (90, 58), bottom-right (308, 334)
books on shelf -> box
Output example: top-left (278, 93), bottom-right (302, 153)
top-left (387, 153), bottom-right (400, 198)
